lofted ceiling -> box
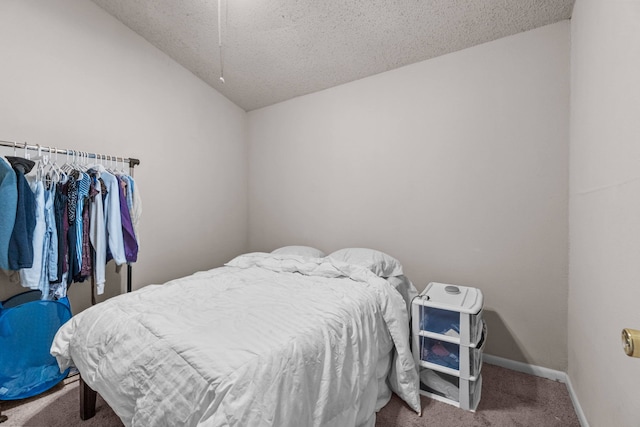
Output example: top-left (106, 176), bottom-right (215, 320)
top-left (90, 0), bottom-right (575, 111)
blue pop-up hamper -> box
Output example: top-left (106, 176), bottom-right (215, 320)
top-left (0, 290), bottom-right (72, 400)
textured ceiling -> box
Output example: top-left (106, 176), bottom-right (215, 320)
top-left (90, 0), bottom-right (575, 111)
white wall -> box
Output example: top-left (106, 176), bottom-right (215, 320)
top-left (0, 0), bottom-right (573, 373)
top-left (569, 0), bottom-right (640, 425)
top-left (249, 22), bottom-right (570, 369)
top-left (0, 0), bottom-right (248, 313)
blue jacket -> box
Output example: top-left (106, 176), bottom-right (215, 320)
top-left (0, 159), bottom-right (17, 269)
top-left (8, 170), bottom-right (36, 270)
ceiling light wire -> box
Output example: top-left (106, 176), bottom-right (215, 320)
top-left (217, 0), bottom-right (225, 84)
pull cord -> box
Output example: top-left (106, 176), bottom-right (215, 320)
top-left (218, 0), bottom-right (225, 84)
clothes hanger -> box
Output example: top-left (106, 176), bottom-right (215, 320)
top-left (109, 155), bottom-right (116, 174)
top-left (55, 148), bottom-right (65, 182)
top-left (77, 151), bottom-right (85, 172)
top-left (34, 145), bottom-right (47, 182)
top-left (61, 150), bottom-right (72, 173)
top-left (44, 146), bottom-right (62, 185)
top-left (80, 151), bottom-right (88, 172)
top-left (118, 156), bottom-right (127, 176)
top-left (72, 150), bottom-right (81, 172)
top-left (86, 152), bottom-right (99, 171)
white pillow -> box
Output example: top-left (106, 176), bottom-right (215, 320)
top-left (328, 248), bottom-right (404, 277)
top-left (271, 245), bottom-right (326, 258)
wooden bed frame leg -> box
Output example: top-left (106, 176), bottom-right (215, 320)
top-left (79, 376), bottom-right (97, 420)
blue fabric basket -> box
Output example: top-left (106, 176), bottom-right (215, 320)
top-left (0, 290), bottom-right (72, 400)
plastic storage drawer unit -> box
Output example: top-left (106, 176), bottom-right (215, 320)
top-left (412, 282), bottom-right (486, 411)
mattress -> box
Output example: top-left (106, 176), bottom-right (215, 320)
top-left (51, 253), bottom-right (421, 426)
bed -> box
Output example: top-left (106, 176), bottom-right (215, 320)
top-left (51, 247), bottom-right (422, 426)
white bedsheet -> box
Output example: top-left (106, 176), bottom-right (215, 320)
top-left (51, 253), bottom-right (421, 426)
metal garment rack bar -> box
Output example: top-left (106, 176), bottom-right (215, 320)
top-left (0, 139), bottom-right (140, 293)
top-left (0, 140), bottom-right (140, 168)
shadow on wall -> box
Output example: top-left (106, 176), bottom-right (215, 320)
top-left (0, 272), bottom-right (29, 302)
top-left (482, 309), bottom-right (529, 365)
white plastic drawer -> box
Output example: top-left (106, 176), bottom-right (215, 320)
top-left (419, 368), bottom-right (460, 400)
top-left (463, 373), bottom-right (483, 411)
top-left (419, 306), bottom-right (460, 336)
top-left (418, 328), bottom-right (485, 379)
top-left (418, 305), bottom-right (483, 346)
top-left (463, 329), bottom-right (485, 380)
top-left (418, 336), bottom-right (462, 370)
top-left (418, 368), bottom-right (483, 411)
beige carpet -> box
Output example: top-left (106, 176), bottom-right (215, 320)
top-left (0, 363), bottom-right (580, 426)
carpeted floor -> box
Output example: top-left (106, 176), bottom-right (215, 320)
top-left (0, 363), bottom-right (580, 426)
top-left (376, 364), bottom-right (580, 427)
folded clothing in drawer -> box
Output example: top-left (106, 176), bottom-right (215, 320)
top-left (420, 337), bottom-right (460, 369)
top-left (420, 333), bottom-right (485, 378)
top-left (419, 368), bottom-right (483, 410)
top-left (420, 306), bottom-right (460, 337)
top-left (419, 368), bottom-right (459, 400)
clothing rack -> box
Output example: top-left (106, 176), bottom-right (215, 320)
top-left (0, 139), bottom-right (140, 293)
top-left (0, 140), bottom-right (141, 424)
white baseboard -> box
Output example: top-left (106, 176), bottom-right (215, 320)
top-left (563, 372), bottom-right (589, 427)
top-left (483, 354), bottom-right (565, 382)
top-left (483, 354), bottom-right (589, 427)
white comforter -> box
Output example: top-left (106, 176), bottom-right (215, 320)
top-left (51, 253), bottom-right (421, 426)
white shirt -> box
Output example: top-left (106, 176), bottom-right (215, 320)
top-left (89, 172), bottom-right (107, 293)
top-left (94, 165), bottom-right (126, 266)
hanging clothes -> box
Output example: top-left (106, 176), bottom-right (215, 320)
top-left (79, 190), bottom-right (93, 279)
top-left (0, 158), bottom-right (17, 270)
top-left (6, 157), bottom-right (36, 270)
top-left (51, 181), bottom-right (67, 285)
top-left (118, 176), bottom-right (138, 263)
top-left (93, 165), bottom-right (126, 266)
top-left (51, 180), bottom-right (71, 298)
top-left (125, 175), bottom-right (142, 248)
top-left (0, 149), bottom-right (140, 300)
top-left (74, 172), bottom-right (90, 279)
top-left (44, 188), bottom-right (59, 285)
top-left (19, 181), bottom-right (46, 292)
top-left (65, 174), bottom-right (80, 285)
top-left (88, 171), bottom-right (106, 294)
